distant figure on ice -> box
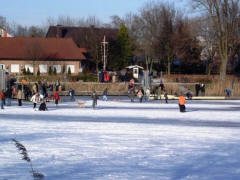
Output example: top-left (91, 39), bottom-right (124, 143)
top-left (145, 88), bottom-right (151, 101)
top-left (225, 89), bottom-right (231, 97)
top-left (91, 90), bottom-right (98, 109)
top-left (5, 87), bottom-right (12, 106)
top-left (54, 92), bottom-right (60, 107)
top-left (159, 80), bottom-right (165, 92)
top-left (103, 88), bottom-right (108, 101)
top-left (186, 90), bottom-right (193, 100)
top-left (39, 100), bottom-right (48, 111)
top-left (69, 88), bottom-right (75, 101)
top-left (17, 89), bottom-right (23, 106)
top-left (137, 88), bottom-right (144, 103)
top-left (55, 80), bottom-right (60, 91)
top-left (128, 79), bottom-right (135, 102)
top-left (0, 89), bottom-right (5, 109)
top-left (178, 94), bottom-right (186, 112)
top-left (31, 93), bottom-right (40, 109)
top-left (164, 91), bottom-right (168, 103)
top-left (200, 83), bottom-right (205, 96)
top-left (195, 83), bottom-right (200, 96)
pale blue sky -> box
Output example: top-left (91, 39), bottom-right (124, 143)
top-left (1, 0), bottom-right (190, 26)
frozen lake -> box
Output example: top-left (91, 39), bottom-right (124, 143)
top-left (0, 97), bottom-right (240, 180)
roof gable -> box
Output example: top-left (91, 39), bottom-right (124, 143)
top-left (0, 37), bottom-right (86, 60)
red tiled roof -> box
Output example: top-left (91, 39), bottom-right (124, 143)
top-left (0, 37), bottom-right (86, 60)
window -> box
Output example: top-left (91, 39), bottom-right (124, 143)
top-left (0, 64), bottom-right (5, 70)
top-left (11, 64), bottom-right (19, 73)
top-left (25, 64), bottom-right (34, 73)
top-left (66, 65), bottom-right (75, 73)
top-left (39, 64), bottom-right (47, 73)
top-left (52, 65), bottom-right (62, 73)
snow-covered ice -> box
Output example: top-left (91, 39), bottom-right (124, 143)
top-left (0, 97), bottom-right (240, 180)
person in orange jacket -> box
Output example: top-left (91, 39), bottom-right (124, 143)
top-left (179, 94), bottom-right (186, 112)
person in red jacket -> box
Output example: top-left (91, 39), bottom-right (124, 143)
top-left (54, 92), bottom-right (60, 106)
top-left (0, 89), bottom-right (5, 109)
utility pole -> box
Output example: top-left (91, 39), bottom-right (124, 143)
top-left (101, 36), bottom-right (108, 71)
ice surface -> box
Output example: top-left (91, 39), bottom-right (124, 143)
top-left (0, 97), bottom-right (240, 180)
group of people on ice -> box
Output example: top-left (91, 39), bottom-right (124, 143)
top-left (0, 77), bottom-right (188, 112)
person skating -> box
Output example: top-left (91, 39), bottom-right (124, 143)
top-left (54, 92), bottom-right (60, 107)
top-left (164, 92), bottom-right (168, 104)
top-left (178, 94), bottom-right (186, 112)
top-left (31, 93), bottom-right (40, 110)
top-left (69, 88), bottom-right (75, 101)
top-left (17, 89), bottom-right (23, 106)
top-left (0, 89), bottom-right (5, 109)
top-left (145, 88), bottom-right (151, 101)
top-left (102, 88), bottom-right (108, 101)
top-left (5, 87), bottom-right (12, 106)
top-left (137, 88), bottom-right (144, 103)
top-left (39, 100), bottom-right (48, 111)
top-left (91, 90), bottom-right (98, 109)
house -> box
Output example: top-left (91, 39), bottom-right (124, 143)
top-left (46, 26), bottom-right (118, 71)
top-left (0, 28), bottom-right (13, 37)
top-left (46, 25), bottom-right (118, 49)
top-left (0, 37), bottom-right (86, 75)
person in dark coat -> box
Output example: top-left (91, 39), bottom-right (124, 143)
top-left (159, 80), bottom-right (165, 92)
top-left (186, 91), bottom-right (193, 100)
top-left (39, 101), bottom-right (48, 111)
top-left (55, 80), bottom-right (60, 91)
top-left (195, 83), bottom-right (200, 96)
top-left (69, 88), bottom-right (75, 101)
top-left (91, 90), bottom-right (98, 109)
top-left (5, 87), bottom-right (12, 106)
top-left (164, 92), bottom-right (168, 103)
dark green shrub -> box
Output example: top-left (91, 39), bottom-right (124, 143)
top-left (48, 66), bottom-right (53, 75)
top-left (68, 67), bottom-right (72, 75)
top-left (53, 67), bottom-right (57, 75)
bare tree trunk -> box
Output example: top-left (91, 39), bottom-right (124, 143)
top-left (167, 57), bottom-right (171, 75)
top-left (207, 63), bottom-right (212, 75)
top-left (219, 54), bottom-right (228, 80)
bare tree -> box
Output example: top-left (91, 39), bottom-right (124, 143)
top-left (192, 0), bottom-right (240, 80)
top-left (24, 40), bottom-right (45, 74)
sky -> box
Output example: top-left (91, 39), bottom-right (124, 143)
top-left (0, 0), bottom-right (190, 26)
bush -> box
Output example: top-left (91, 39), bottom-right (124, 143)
top-left (62, 65), bottom-right (66, 74)
top-left (27, 68), bottom-right (31, 75)
top-left (37, 69), bottom-right (40, 76)
top-left (48, 66), bottom-right (53, 75)
top-left (68, 67), bottom-right (72, 75)
top-left (69, 73), bottom-right (98, 82)
top-left (53, 67), bottom-right (57, 75)
top-left (22, 68), bottom-right (27, 75)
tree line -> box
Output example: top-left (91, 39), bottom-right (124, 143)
top-left (1, 0), bottom-right (240, 80)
